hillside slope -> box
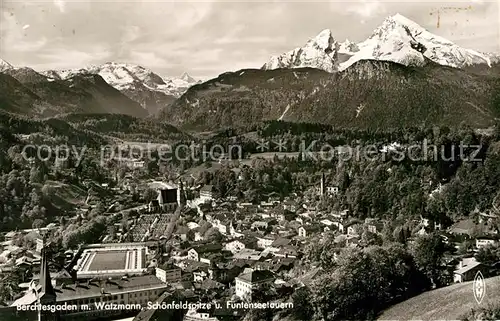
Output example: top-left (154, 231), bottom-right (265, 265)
top-left (285, 59), bottom-right (500, 129)
top-left (378, 276), bottom-right (500, 320)
top-left (58, 113), bottom-right (191, 142)
top-left (0, 73), bottom-right (42, 115)
top-left (0, 110), bottom-right (108, 147)
top-left (159, 68), bottom-right (332, 130)
top-left (160, 60), bottom-right (500, 130)
top-left (0, 69), bottom-right (148, 118)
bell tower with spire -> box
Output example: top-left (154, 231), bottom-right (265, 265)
top-left (177, 179), bottom-right (186, 208)
top-left (38, 246), bottom-right (58, 321)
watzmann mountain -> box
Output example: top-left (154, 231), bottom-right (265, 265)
top-left (263, 13), bottom-right (499, 72)
top-left (1, 14), bottom-right (500, 131)
top-left (160, 14), bottom-right (500, 130)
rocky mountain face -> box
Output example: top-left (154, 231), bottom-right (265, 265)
top-left (262, 29), bottom-right (361, 73)
top-left (263, 14), bottom-right (498, 73)
top-left (41, 62), bottom-right (199, 114)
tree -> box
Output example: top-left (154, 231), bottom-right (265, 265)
top-left (304, 232), bottom-right (337, 268)
top-left (457, 240), bottom-right (474, 255)
top-left (360, 229), bottom-right (383, 247)
top-left (475, 243), bottom-right (500, 267)
top-left (310, 244), bottom-right (427, 321)
top-left (291, 287), bottom-right (314, 320)
top-left (204, 227), bottom-right (223, 243)
top-left (143, 188), bottom-right (157, 203)
top-left (32, 218), bottom-right (45, 229)
top-left (29, 166), bottom-right (42, 184)
top-left (41, 184), bottom-right (54, 196)
top-left (410, 233), bottom-right (450, 287)
top-left (393, 226), bottom-right (411, 245)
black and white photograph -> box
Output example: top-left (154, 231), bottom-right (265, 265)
top-left (0, 0), bottom-right (500, 320)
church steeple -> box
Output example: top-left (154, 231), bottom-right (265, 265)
top-left (320, 172), bottom-right (325, 196)
top-left (35, 245), bottom-right (58, 321)
top-left (177, 179), bottom-right (186, 207)
top-left (39, 246), bottom-right (56, 303)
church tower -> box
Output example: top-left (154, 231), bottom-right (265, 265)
top-left (177, 180), bottom-right (186, 207)
top-left (38, 246), bottom-right (58, 321)
top-left (320, 172), bottom-right (325, 196)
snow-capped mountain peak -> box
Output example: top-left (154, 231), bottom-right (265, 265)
top-left (339, 39), bottom-right (359, 54)
top-left (0, 59), bottom-right (14, 72)
top-left (264, 13), bottom-right (497, 73)
top-left (82, 62), bottom-right (167, 90)
top-left (39, 62), bottom-right (200, 114)
top-left (310, 29), bottom-right (335, 50)
top-left (352, 13), bottom-right (493, 69)
top-left (262, 29), bottom-right (340, 72)
top-left (388, 13), bottom-right (423, 30)
top-left (180, 72), bottom-right (197, 84)
top-left (41, 62), bottom-right (197, 98)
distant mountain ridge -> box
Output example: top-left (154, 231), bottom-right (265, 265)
top-left (0, 68), bottom-right (148, 118)
top-left (41, 62), bottom-right (200, 114)
top-left (2, 13), bottom-right (500, 131)
top-left (263, 13), bottom-right (499, 72)
top-left (0, 61), bottom-right (200, 116)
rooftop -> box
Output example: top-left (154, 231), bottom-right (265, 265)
top-left (12, 275), bottom-right (168, 305)
top-left (191, 244), bottom-right (223, 254)
top-left (455, 257), bottom-right (482, 274)
top-left (236, 269), bottom-right (275, 284)
top-left (200, 185), bottom-right (214, 193)
top-left (270, 237), bottom-right (291, 248)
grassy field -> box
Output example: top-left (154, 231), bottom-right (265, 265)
top-left (40, 181), bottom-right (87, 210)
top-left (378, 276), bottom-right (500, 320)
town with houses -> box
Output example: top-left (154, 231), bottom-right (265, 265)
top-left (2, 0), bottom-right (500, 319)
top-left (0, 167), bottom-right (499, 321)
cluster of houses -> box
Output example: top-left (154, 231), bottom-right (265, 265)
top-left (160, 188), bottom-right (500, 294)
top-left (2, 170), bottom-right (499, 321)
top-left (0, 226), bottom-right (59, 276)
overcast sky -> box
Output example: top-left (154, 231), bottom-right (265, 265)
top-left (0, 0), bottom-right (498, 80)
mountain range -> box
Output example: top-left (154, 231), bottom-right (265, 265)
top-left (0, 67), bottom-right (148, 118)
top-left (0, 60), bottom-right (200, 116)
top-left (263, 13), bottom-right (499, 73)
top-left (1, 13), bottom-right (500, 131)
top-left (41, 62), bottom-right (200, 114)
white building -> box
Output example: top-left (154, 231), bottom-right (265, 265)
top-left (225, 240), bottom-right (246, 253)
top-left (256, 235), bottom-right (275, 249)
top-left (235, 270), bottom-right (275, 301)
top-left (155, 266), bottom-right (181, 283)
top-left (476, 237), bottom-right (497, 249)
top-left (184, 308), bottom-right (218, 321)
top-left (200, 185), bottom-right (214, 203)
top-left (453, 257), bottom-right (483, 283)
